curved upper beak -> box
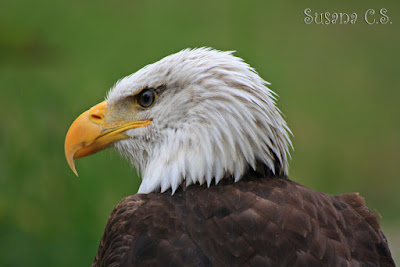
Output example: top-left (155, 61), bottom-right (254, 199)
top-left (64, 101), bottom-right (152, 176)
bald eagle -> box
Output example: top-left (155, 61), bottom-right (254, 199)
top-left (65, 48), bottom-right (394, 266)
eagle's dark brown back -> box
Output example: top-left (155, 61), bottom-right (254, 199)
top-left (92, 174), bottom-right (394, 266)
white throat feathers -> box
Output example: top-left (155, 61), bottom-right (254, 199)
top-left (106, 48), bottom-right (292, 194)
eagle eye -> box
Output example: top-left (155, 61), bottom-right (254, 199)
top-left (137, 89), bottom-right (156, 108)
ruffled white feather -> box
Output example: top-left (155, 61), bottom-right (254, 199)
top-left (108, 48), bottom-right (292, 194)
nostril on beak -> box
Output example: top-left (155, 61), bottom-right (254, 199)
top-left (90, 114), bottom-right (103, 122)
top-left (88, 101), bottom-right (108, 124)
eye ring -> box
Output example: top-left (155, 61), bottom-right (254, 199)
top-left (137, 89), bottom-right (157, 108)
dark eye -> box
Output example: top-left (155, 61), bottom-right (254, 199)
top-left (137, 89), bottom-right (156, 108)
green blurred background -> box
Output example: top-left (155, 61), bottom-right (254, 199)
top-left (1, 0), bottom-right (399, 265)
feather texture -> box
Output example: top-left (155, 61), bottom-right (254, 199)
top-left (93, 168), bottom-right (394, 266)
top-left (107, 48), bottom-right (291, 193)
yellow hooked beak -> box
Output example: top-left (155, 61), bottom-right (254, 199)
top-left (64, 101), bottom-right (152, 176)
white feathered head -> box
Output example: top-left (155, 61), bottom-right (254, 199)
top-left (65, 48), bottom-right (292, 194)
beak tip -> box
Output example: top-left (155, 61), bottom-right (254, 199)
top-left (66, 155), bottom-right (79, 176)
top-left (72, 167), bottom-right (79, 177)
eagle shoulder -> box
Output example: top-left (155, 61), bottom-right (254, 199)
top-left (92, 177), bottom-right (395, 266)
top-left (92, 193), bottom-right (212, 267)
top-left (92, 195), bottom-right (146, 267)
top-left (334, 192), bottom-right (394, 266)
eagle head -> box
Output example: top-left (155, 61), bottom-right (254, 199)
top-left (65, 48), bottom-right (292, 194)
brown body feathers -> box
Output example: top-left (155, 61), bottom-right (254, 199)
top-left (92, 170), bottom-right (394, 266)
